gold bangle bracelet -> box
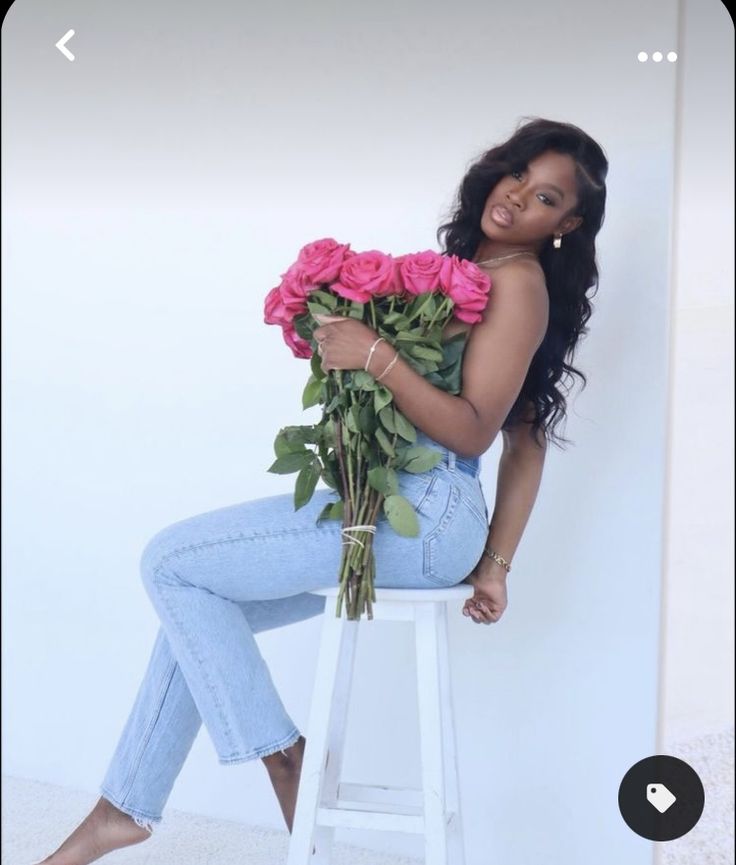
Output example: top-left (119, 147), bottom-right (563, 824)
top-left (375, 350), bottom-right (399, 382)
top-left (365, 337), bottom-right (386, 372)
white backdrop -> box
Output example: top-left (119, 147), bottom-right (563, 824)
top-left (2, 0), bottom-right (682, 862)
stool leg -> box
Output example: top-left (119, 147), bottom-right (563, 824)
top-left (415, 603), bottom-right (449, 865)
top-left (436, 603), bottom-right (466, 865)
top-left (288, 611), bottom-right (359, 865)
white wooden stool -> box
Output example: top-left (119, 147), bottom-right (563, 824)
top-left (286, 583), bottom-right (473, 865)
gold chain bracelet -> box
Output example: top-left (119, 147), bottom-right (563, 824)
top-left (483, 546), bottom-right (511, 572)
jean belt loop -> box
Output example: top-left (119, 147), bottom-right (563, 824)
top-left (447, 449), bottom-right (457, 473)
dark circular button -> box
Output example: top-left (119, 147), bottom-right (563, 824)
top-left (618, 755), bottom-right (705, 841)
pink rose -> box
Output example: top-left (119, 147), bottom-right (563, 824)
top-left (279, 262), bottom-right (315, 316)
top-left (282, 324), bottom-right (313, 359)
top-left (397, 250), bottom-right (445, 297)
top-left (296, 237), bottom-right (352, 284)
top-left (263, 285), bottom-right (292, 327)
top-left (439, 255), bottom-right (492, 324)
top-left (332, 250), bottom-right (398, 303)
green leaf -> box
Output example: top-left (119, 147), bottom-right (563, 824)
top-left (310, 290), bottom-right (338, 309)
top-left (302, 375), bottom-right (323, 409)
top-left (316, 498), bottom-right (343, 525)
top-left (382, 311), bottom-right (410, 329)
top-left (403, 355), bottom-right (431, 377)
top-left (325, 391), bottom-right (347, 413)
top-left (306, 301), bottom-right (332, 316)
top-left (400, 446), bottom-right (443, 473)
top-left (293, 314), bottom-right (314, 340)
top-left (358, 402), bottom-right (377, 434)
top-left (383, 494), bottom-right (420, 537)
top-left (267, 451), bottom-right (314, 474)
top-left (394, 331), bottom-right (427, 344)
top-left (350, 370), bottom-right (378, 390)
top-left (294, 458), bottom-right (321, 509)
top-left (438, 333), bottom-right (468, 368)
top-left (410, 292), bottom-right (436, 320)
top-left (375, 426), bottom-right (396, 457)
top-left (393, 409), bottom-right (416, 442)
top-left (367, 465), bottom-right (399, 496)
top-left (322, 417), bottom-right (337, 448)
top-left (274, 426), bottom-right (320, 458)
top-left (378, 404), bottom-right (396, 434)
top-left (345, 403), bottom-right (361, 434)
top-left (409, 344), bottom-right (444, 362)
top-left (320, 461), bottom-right (340, 490)
top-left (310, 351), bottom-right (326, 380)
top-left (373, 386), bottom-right (392, 414)
top-left (348, 301), bottom-right (365, 318)
top-left (274, 429), bottom-right (309, 457)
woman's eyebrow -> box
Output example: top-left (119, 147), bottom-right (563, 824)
top-left (525, 169), bottom-right (566, 199)
top-left (539, 182), bottom-right (565, 199)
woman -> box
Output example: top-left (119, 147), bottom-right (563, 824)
top-left (35, 116), bottom-right (608, 864)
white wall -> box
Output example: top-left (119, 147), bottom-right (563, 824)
top-left (1, 1), bottom-right (693, 863)
top-left (659, 0), bottom-right (734, 745)
top-left (656, 3), bottom-right (735, 860)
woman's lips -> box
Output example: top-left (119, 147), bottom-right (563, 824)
top-left (490, 204), bottom-right (513, 227)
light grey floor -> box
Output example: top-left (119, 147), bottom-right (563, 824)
top-left (659, 727), bottom-right (735, 865)
top-left (4, 725), bottom-right (733, 865)
top-left (1, 775), bottom-right (422, 865)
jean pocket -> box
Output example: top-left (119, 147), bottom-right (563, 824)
top-left (422, 482), bottom-right (464, 586)
top-left (458, 489), bottom-right (489, 528)
top-left (396, 470), bottom-right (439, 518)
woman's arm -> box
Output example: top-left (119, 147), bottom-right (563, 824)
top-left (461, 423), bottom-right (546, 624)
top-left (367, 342), bottom-right (480, 457)
top-left (485, 430), bottom-right (547, 572)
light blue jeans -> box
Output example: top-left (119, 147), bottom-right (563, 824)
top-left (99, 430), bottom-right (489, 832)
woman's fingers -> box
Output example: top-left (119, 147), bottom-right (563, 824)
top-left (462, 596), bottom-right (502, 624)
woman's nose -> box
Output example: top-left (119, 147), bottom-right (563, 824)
top-left (506, 189), bottom-right (523, 209)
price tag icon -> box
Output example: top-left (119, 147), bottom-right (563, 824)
top-left (647, 783), bottom-right (677, 813)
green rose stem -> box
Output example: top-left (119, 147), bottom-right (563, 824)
top-left (424, 295), bottom-right (453, 334)
top-left (351, 429), bottom-right (399, 620)
top-left (332, 368), bottom-right (363, 619)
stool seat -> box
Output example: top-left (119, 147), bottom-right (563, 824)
top-left (287, 582), bottom-right (471, 864)
top-left (311, 583), bottom-right (475, 603)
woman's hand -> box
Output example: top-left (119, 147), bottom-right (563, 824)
top-left (461, 556), bottom-right (509, 625)
top-left (312, 313), bottom-right (384, 374)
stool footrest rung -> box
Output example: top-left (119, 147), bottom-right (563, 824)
top-left (316, 805), bottom-right (425, 833)
top-left (336, 781), bottom-right (423, 812)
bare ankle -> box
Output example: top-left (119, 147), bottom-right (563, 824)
top-left (261, 735), bottom-right (306, 776)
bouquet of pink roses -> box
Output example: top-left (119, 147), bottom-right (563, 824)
top-left (263, 238), bottom-right (491, 621)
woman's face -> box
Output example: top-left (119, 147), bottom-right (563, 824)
top-left (480, 150), bottom-right (583, 247)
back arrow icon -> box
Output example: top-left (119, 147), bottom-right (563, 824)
top-left (56, 29), bottom-right (75, 61)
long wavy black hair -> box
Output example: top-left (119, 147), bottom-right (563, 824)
top-left (436, 116), bottom-right (609, 451)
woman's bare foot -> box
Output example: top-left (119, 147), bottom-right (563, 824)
top-left (34, 795), bottom-right (153, 865)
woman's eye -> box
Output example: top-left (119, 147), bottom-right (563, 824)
top-left (510, 170), bottom-right (554, 205)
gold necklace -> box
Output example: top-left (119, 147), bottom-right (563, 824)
top-left (474, 251), bottom-right (538, 267)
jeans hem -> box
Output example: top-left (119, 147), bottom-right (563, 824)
top-left (99, 785), bottom-right (162, 834)
top-left (218, 727), bottom-right (302, 765)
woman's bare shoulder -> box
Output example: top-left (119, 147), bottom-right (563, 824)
top-left (479, 258), bottom-right (548, 327)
